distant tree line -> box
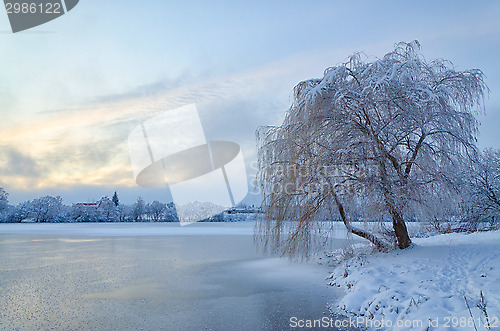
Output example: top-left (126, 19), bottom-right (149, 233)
top-left (0, 191), bottom-right (179, 223)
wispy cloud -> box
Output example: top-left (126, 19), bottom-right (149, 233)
top-left (0, 55), bottom-right (303, 191)
top-left (2, 35), bottom-right (498, 194)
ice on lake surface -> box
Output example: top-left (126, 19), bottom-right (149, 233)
top-left (0, 222), bottom-right (354, 330)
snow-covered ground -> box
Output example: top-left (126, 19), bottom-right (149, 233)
top-left (328, 231), bottom-right (500, 330)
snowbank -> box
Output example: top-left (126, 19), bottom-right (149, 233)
top-left (328, 231), bottom-right (500, 330)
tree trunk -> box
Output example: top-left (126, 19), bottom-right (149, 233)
top-left (378, 161), bottom-right (412, 249)
top-left (389, 208), bottom-right (412, 249)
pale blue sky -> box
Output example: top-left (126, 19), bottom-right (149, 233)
top-left (1, 0), bottom-right (499, 204)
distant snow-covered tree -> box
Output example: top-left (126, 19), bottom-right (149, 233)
top-left (26, 196), bottom-right (66, 223)
top-left (1, 203), bottom-right (31, 223)
top-left (257, 41), bottom-right (488, 255)
top-left (146, 201), bottom-right (167, 222)
top-left (0, 187), bottom-right (9, 222)
top-left (175, 201), bottom-right (225, 224)
top-left (0, 187), bottom-right (8, 213)
top-left (464, 149), bottom-right (500, 224)
top-left (112, 191), bottom-right (120, 207)
top-left (98, 196), bottom-right (118, 222)
top-left (165, 202), bottom-right (179, 222)
top-left (70, 203), bottom-right (99, 222)
top-left (132, 196), bottom-right (146, 222)
top-left (117, 204), bottom-right (133, 222)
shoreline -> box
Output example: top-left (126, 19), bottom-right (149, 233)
top-left (327, 230), bottom-right (500, 330)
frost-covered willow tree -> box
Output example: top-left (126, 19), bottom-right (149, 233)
top-left (0, 187), bottom-right (8, 212)
top-left (256, 41), bottom-right (487, 254)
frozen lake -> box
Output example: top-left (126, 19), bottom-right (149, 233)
top-left (0, 222), bottom-right (353, 330)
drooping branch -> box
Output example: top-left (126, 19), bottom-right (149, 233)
top-left (332, 190), bottom-right (387, 250)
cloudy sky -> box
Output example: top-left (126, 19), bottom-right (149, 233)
top-left (0, 0), bottom-right (499, 204)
